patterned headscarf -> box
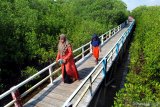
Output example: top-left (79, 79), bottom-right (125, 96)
top-left (58, 34), bottom-right (70, 56)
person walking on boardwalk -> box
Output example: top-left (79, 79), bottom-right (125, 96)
top-left (56, 34), bottom-right (79, 83)
top-left (91, 34), bottom-right (101, 64)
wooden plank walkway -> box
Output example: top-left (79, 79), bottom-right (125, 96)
top-left (24, 25), bottom-right (129, 107)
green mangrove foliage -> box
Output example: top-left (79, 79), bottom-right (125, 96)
top-left (114, 6), bottom-right (160, 107)
top-left (0, 0), bottom-right (128, 93)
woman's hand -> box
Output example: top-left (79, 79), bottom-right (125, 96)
top-left (63, 59), bottom-right (66, 63)
top-left (57, 59), bottom-right (66, 64)
top-left (56, 59), bottom-right (59, 63)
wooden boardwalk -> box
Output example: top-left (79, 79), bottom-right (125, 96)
top-left (24, 25), bottom-right (129, 107)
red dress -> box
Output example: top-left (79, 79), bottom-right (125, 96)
top-left (56, 46), bottom-right (79, 81)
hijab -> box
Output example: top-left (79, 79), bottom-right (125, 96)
top-left (58, 34), bottom-right (70, 56)
top-left (91, 34), bottom-right (101, 47)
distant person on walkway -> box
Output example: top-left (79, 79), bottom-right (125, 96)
top-left (56, 34), bottom-right (79, 83)
top-left (128, 16), bottom-right (134, 24)
top-left (91, 34), bottom-right (101, 64)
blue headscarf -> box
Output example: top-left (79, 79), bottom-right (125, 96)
top-left (91, 34), bottom-right (101, 47)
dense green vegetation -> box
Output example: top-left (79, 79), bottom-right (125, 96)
top-left (114, 6), bottom-right (160, 106)
top-left (0, 0), bottom-right (128, 93)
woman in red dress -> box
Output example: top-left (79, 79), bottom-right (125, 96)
top-left (91, 34), bottom-right (101, 64)
top-left (56, 34), bottom-right (79, 83)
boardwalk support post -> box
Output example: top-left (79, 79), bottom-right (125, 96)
top-left (11, 86), bottom-right (22, 107)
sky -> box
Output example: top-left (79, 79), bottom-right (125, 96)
top-left (122, 0), bottom-right (160, 11)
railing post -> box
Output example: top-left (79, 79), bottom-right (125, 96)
top-left (122, 36), bottom-right (124, 43)
top-left (122, 23), bottom-right (124, 28)
top-left (11, 86), bottom-right (22, 107)
top-left (82, 46), bottom-right (84, 58)
top-left (101, 35), bottom-right (104, 44)
top-left (102, 58), bottom-right (107, 77)
top-left (126, 30), bottom-right (129, 36)
top-left (128, 27), bottom-right (131, 33)
top-left (107, 32), bottom-right (109, 38)
top-left (89, 77), bottom-right (92, 96)
top-left (115, 27), bottom-right (117, 33)
top-left (90, 43), bottom-right (92, 54)
top-left (109, 30), bottom-right (111, 37)
top-left (116, 43), bottom-right (119, 56)
top-left (49, 67), bottom-right (53, 85)
top-left (114, 28), bottom-right (116, 34)
top-left (111, 50), bottom-right (113, 62)
top-left (126, 20), bottom-right (129, 25)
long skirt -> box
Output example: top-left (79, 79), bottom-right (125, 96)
top-left (93, 46), bottom-right (100, 59)
top-left (63, 65), bottom-right (73, 83)
top-left (61, 59), bottom-right (79, 83)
